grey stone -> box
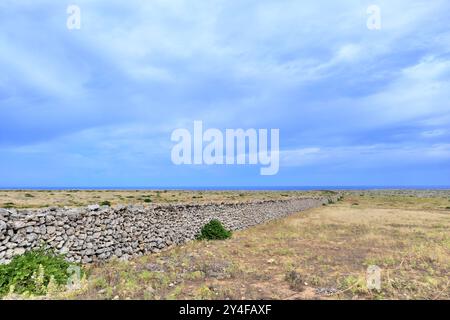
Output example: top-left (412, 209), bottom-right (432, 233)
top-left (82, 256), bottom-right (92, 263)
top-left (56, 240), bottom-right (65, 249)
top-left (11, 221), bottom-right (27, 230)
top-left (114, 248), bottom-right (123, 257)
top-left (6, 242), bottom-right (17, 249)
top-left (47, 226), bottom-right (57, 235)
top-left (0, 208), bottom-right (11, 218)
top-left (13, 247), bottom-right (26, 256)
top-left (0, 221), bottom-right (6, 233)
top-left (5, 249), bottom-right (14, 259)
top-left (87, 204), bottom-right (100, 211)
top-left (60, 246), bottom-right (69, 255)
top-left (26, 233), bottom-right (38, 242)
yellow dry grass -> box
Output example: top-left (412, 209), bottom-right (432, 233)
top-left (51, 192), bottom-right (450, 300)
top-left (0, 190), bottom-right (328, 209)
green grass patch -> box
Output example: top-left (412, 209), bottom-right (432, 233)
top-left (3, 202), bottom-right (15, 208)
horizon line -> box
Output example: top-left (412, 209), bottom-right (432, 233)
top-left (1, 185), bottom-right (449, 191)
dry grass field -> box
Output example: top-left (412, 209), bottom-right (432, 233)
top-left (0, 189), bottom-right (327, 209)
top-left (41, 191), bottom-right (449, 300)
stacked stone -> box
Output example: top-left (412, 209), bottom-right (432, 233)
top-left (0, 196), bottom-right (336, 264)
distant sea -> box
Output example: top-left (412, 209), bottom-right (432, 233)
top-left (0, 186), bottom-right (449, 191)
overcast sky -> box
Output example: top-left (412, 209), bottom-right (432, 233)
top-left (1, 0), bottom-right (449, 188)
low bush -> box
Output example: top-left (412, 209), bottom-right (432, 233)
top-left (3, 202), bottom-right (15, 209)
top-left (100, 200), bottom-right (111, 206)
top-left (285, 270), bottom-right (305, 292)
top-left (196, 219), bottom-right (232, 240)
top-left (0, 248), bottom-right (80, 297)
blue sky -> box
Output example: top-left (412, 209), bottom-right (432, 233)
top-left (1, 0), bottom-right (450, 188)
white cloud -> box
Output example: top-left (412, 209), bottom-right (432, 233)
top-left (281, 143), bottom-right (450, 168)
top-left (421, 129), bottom-right (446, 138)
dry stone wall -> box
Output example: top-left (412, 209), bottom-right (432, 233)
top-left (0, 197), bottom-right (336, 264)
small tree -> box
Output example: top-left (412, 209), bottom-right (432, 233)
top-left (196, 219), bottom-right (232, 240)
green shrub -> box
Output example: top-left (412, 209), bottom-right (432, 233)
top-left (100, 200), bottom-right (111, 206)
top-left (196, 219), bottom-right (232, 240)
top-left (144, 198), bottom-right (152, 203)
top-left (0, 248), bottom-right (79, 297)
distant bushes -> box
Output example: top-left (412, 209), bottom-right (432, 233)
top-left (0, 248), bottom-right (81, 297)
top-left (100, 200), bottom-right (111, 206)
top-left (3, 202), bottom-right (15, 209)
top-left (196, 219), bottom-right (232, 240)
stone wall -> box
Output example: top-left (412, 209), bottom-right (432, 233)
top-left (0, 196), bottom-right (335, 264)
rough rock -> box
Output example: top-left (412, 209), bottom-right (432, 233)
top-left (0, 196), bottom-right (337, 264)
